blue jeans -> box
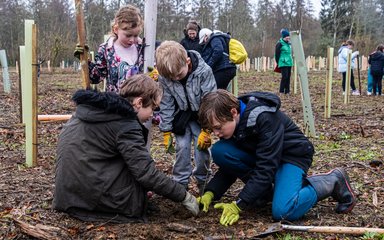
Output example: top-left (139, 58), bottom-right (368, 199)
top-left (173, 120), bottom-right (211, 185)
top-left (211, 139), bottom-right (317, 221)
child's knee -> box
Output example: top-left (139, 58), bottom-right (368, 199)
top-left (272, 205), bottom-right (301, 221)
top-left (211, 141), bottom-right (227, 165)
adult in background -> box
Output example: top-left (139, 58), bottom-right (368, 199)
top-left (337, 40), bottom-right (360, 95)
top-left (199, 28), bottom-right (237, 89)
top-left (180, 20), bottom-right (202, 53)
top-left (275, 29), bottom-right (293, 94)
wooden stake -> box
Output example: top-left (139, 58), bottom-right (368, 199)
top-left (31, 24), bottom-right (38, 167)
top-left (74, 0), bottom-right (90, 89)
top-left (324, 47), bottom-right (334, 118)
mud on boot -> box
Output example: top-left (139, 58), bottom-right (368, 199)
top-left (307, 168), bottom-right (356, 214)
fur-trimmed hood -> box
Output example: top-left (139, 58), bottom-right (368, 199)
top-left (72, 89), bottom-right (137, 123)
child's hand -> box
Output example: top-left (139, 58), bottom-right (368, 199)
top-left (147, 67), bottom-right (159, 81)
top-left (163, 132), bottom-right (175, 153)
top-left (197, 129), bottom-right (212, 150)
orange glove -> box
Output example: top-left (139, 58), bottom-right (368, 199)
top-left (147, 66), bottom-right (159, 81)
top-left (163, 131), bottom-right (175, 153)
top-left (197, 129), bottom-right (212, 151)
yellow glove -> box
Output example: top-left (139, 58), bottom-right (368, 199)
top-left (197, 129), bottom-right (212, 151)
top-left (163, 131), bottom-right (175, 154)
top-left (147, 66), bottom-right (159, 81)
top-left (214, 201), bottom-right (241, 226)
top-left (197, 191), bottom-right (214, 213)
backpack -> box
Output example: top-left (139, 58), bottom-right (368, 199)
top-left (228, 38), bottom-right (248, 64)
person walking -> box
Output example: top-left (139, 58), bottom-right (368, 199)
top-left (368, 44), bottom-right (384, 96)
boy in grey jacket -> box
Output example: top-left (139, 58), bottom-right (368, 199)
top-left (155, 41), bottom-right (217, 194)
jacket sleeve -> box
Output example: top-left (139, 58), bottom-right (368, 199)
top-left (89, 44), bottom-right (108, 84)
top-left (200, 66), bottom-right (217, 96)
top-left (275, 42), bottom-right (282, 64)
top-left (205, 169), bottom-right (237, 200)
top-left (238, 112), bottom-right (284, 205)
top-left (117, 124), bottom-right (186, 202)
top-left (207, 37), bottom-right (225, 68)
top-left (158, 78), bottom-right (176, 132)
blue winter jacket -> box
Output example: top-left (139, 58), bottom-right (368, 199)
top-left (201, 33), bottom-right (236, 73)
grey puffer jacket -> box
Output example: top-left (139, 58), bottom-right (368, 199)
top-left (158, 51), bottom-right (217, 132)
top-left (53, 90), bottom-right (186, 223)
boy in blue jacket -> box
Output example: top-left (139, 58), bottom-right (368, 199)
top-left (197, 89), bottom-right (356, 226)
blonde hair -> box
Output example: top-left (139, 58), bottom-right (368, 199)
top-left (119, 74), bottom-right (162, 108)
top-left (198, 89), bottom-right (240, 129)
top-left (155, 41), bottom-right (188, 80)
top-left (111, 5), bottom-right (143, 38)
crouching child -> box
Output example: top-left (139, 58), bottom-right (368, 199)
top-left (53, 74), bottom-right (199, 223)
top-left (197, 89), bottom-right (356, 226)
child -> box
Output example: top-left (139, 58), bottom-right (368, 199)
top-left (368, 44), bottom-right (384, 96)
top-left (74, 5), bottom-right (146, 92)
top-left (275, 29), bottom-right (293, 94)
top-left (197, 89), bottom-right (356, 226)
top-left (337, 40), bottom-right (360, 95)
top-left (53, 75), bottom-right (199, 223)
top-left (155, 41), bottom-right (217, 194)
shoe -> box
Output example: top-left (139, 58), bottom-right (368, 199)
top-left (352, 90), bottom-right (360, 96)
top-left (307, 168), bottom-right (356, 214)
top-left (367, 91), bottom-right (372, 96)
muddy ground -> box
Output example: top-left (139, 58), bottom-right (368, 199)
top-left (0, 68), bottom-right (383, 239)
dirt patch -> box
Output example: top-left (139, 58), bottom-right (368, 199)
top-left (0, 69), bottom-right (383, 239)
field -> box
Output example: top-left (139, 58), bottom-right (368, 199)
top-left (0, 68), bottom-right (383, 239)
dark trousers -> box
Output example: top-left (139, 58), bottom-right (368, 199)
top-left (279, 67), bottom-right (291, 94)
top-left (371, 72), bottom-right (383, 95)
top-left (213, 67), bottom-right (237, 89)
top-left (342, 70), bottom-right (356, 91)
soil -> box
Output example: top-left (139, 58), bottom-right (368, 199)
top-left (0, 68), bottom-right (383, 240)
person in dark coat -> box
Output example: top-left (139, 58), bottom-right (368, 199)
top-left (53, 74), bottom-right (199, 223)
top-left (180, 20), bottom-right (202, 53)
top-left (368, 44), bottom-right (384, 95)
top-left (199, 28), bottom-right (237, 89)
top-left (196, 89), bottom-right (356, 226)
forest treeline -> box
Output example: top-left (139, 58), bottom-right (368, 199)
top-left (1, 0), bottom-right (384, 67)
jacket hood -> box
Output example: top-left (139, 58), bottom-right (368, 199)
top-left (239, 91), bottom-right (281, 110)
top-left (72, 89), bottom-right (137, 122)
top-left (369, 51), bottom-right (383, 60)
top-left (338, 45), bottom-right (348, 54)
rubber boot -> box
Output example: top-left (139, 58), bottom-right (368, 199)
top-left (306, 168), bottom-right (356, 213)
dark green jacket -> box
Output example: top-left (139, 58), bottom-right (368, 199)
top-left (53, 90), bottom-right (186, 223)
top-left (275, 38), bottom-right (293, 67)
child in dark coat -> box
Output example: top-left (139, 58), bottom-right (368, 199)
top-left (197, 89), bottom-right (356, 226)
top-left (54, 75), bottom-right (199, 223)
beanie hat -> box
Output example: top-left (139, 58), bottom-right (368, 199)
top-left (199, 28), bottom-right (213, 44)
top-left (281, 29), bottom-right (290, 38)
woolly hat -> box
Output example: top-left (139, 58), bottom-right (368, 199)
top-left (199, 28), bottom-right (213, 44)
top-left (281, 29), bottom-right (290, 38)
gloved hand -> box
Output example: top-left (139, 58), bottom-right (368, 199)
top-left (181, 191), bottom-right (199, 216)
top-left (74, 44), bottom-right (89, 59)
top-left (147, 66), bottom-right (159, 81)
top-left (214, 201), bottom-right (241, 226)
top-left (197, 191), bottom-right (214, 212)
top-left (163, 131), bottom-right (175, 154)
top-left (197, 129), bottom-right (212, 151)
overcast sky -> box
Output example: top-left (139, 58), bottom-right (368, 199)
top-left (251, 0), bottom-right (322, 19)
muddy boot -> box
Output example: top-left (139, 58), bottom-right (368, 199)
top-left (306, 168), bottom-right (356, 213)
